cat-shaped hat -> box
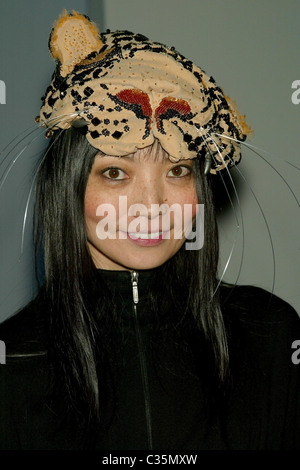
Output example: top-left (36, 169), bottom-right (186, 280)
top-left (38, 10), bottom-right (252, 173)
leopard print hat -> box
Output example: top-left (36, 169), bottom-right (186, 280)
top-left (38, 10), bottom-right (252, 174)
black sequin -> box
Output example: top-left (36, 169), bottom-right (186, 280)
top-left (183, 133), bottom-right (192, 143)
top-left (48, 95), bottom-right (59, 108)
top-left (188, 142), bottom-right (197, 151)
top-left (91, 117), bottom-right (101, 126)
top-left (84, 86), bottom-right (94, 97)
top-left (194, 136), bottom-right (203, 145)
top-left (71, 89), bottom-right (82, 103)
top-left (112, 130), bottom-right (123, 139)
top-left (90, 130), bottom-right (100, 138)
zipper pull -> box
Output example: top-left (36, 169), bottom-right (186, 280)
top-left (131, 271), bottom-right (139, 304)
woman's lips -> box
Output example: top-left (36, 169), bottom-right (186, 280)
top-left (128, 231), bottom-right (162, 240)
top-left (120, 230), bottom-right (170, 246)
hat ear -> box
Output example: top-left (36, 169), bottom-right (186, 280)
top-left (224, 94), bottom-right (253, 138)
top-left (49, 9), bottom-right (104, 77)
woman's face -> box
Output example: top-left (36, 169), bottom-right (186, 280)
top-left (84, 141), bottom-right (198, 271)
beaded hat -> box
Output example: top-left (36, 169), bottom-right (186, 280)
top-left (38, 10), bottom-right (252, 174)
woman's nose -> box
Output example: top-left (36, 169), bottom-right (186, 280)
top-left (129, 178), bottom-right (167, 219)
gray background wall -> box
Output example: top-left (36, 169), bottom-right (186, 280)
top-left (0, 0), bottom-right (89, 322)
top-left (0, 0), bottom-right (299, 322)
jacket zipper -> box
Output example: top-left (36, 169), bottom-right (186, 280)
top-left (131, 271), bottom-right (153, 450)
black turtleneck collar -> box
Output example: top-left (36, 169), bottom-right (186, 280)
top-left (96, 266), bottom-right (163, 298)
top-left (95, 266), bottom-right (183, 328)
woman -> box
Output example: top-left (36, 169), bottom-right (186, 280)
top-left (0, 10), bottom-right (299, 450)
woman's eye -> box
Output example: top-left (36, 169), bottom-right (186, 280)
top-left (102, 168), bottom-right (128, 180)
top-left (168, 166), bottom-right (191, 177)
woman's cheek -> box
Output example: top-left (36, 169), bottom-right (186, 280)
top-left (85, 189), bottom-right (122, 241)
top-left (84, 184), bottom-right (108, 238)
top-left (85, 192), bottom-right (99, 225)
top-left (173, 187), bottom-right (198, 214)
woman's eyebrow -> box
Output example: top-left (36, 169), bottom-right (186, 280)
top-left (95, 154), bottom-right (134, 163)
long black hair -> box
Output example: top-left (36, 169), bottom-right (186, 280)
top-left (34, 126), bottom-right (228, 432)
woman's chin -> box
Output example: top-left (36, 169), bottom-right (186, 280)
top-left (95, 247), bottom-right (180, 271)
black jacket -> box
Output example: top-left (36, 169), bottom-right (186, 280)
top-left (0, 270), bottom-right (299, 450)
